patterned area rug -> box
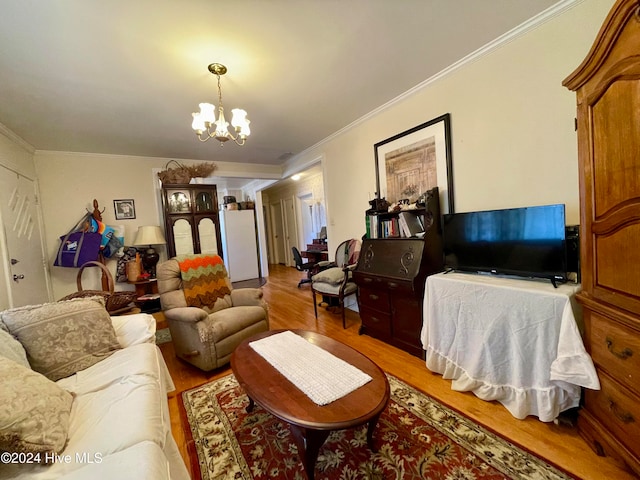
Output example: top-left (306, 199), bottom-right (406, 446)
top-left (180, 373), bottom-right (572, 480)
top-left (155, 327), bottom-right (172, 345)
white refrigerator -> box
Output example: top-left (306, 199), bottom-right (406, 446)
top-left (219, 209), bottom-right (260, 282)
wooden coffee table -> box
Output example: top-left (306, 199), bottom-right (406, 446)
top-left (230, 329), bottom-right (390, 480)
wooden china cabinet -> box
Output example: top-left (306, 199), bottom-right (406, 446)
top-left (161, 184), bottom-right (223, 259)
top-left (563, 0), bottom-right (640, 474)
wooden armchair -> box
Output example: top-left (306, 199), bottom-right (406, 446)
top-left (311, 239), bottom-right (361, 328)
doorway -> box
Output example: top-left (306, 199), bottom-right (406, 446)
top-left (0, 166), bottom-right (51, 308)
top-left (270, 202), bottom-right (285, 264)
top-left (298, 193), bottom-right (314, 247)
top-left (283, 197), bottom-right (297, 267)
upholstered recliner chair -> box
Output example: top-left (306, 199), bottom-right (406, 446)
top-left (156, 254), bottom-right (269, 371)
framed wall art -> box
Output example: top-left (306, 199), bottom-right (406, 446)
top-left (374, 113), bottom-right (454, 214)
top-left (114, 199), bottom-right (136, 220)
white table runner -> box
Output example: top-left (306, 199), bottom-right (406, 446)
top-left (249, 331), bottom-right (372, 406)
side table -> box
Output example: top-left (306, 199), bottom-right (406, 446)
top-left (128, 278), bottom-right (158, 297)
top-left (421, 272), bottom-right (598, 421)
top-left (128, 279), bottom-right (160, 313)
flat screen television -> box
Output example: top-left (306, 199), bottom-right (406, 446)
top-left (443, 204), bottom-right (567, 285)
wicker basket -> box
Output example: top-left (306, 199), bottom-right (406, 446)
top-left (157, 160), bottom-right (216, 185)
top-left (59, 261), bottom-right (138, 314)
top-left (157, 160), bottom-right (191, 185)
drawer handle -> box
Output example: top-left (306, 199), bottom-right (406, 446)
top-left (605, 337), bottom-right (633, 360)
top-left (368, 294), bottom-right (379, 301)
top-left (608, 398), bottom-right (635, 424)
top-left (363, 277), bottom-right (372, 283)
top-left (371, 316), bottom-right (380, 323)
top-left (388, 282), bottom-right (398, 288)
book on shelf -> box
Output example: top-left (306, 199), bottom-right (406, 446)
top-left (367, 212), bottom-right (427, 239)
top-left (398, 211), bottom-right (424, 237)
top-left (366, 214), bottom-right (379, 238)
top-left (380, 218), bottom-right (401, 238)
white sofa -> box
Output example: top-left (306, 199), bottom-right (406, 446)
top-left (0, 299), bottom-right (190, 480)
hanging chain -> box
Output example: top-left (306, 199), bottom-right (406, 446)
top-left (217, 74), bottom-right (224, 110)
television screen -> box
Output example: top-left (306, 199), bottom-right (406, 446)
top-left (443, 204), bottom-right (567, 284)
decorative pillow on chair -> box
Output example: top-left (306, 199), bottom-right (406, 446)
top-left (0, 297), bottom-right (121, 381)
top-left (0, 355), bottom-right (73, 455)
top-left (312, 267), bottom-right (348, 286)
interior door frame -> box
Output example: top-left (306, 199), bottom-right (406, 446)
top-left (283, 196), bottom-right (298, 267)
top-left (269, 201), bottom-right (286, 264)
top-left (296, 191), bottom-right (314, 248)
top-left (0, 167), bottom-right (53, 308)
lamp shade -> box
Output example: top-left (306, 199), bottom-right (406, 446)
top-left (133, 226), bottom-right (166, 246)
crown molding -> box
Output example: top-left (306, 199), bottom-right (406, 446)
top-left (0, 122), bottom-right (35, 155)
top-left (286, 0), bottom-right (580, 166)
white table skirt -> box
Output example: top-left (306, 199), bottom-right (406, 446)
top-left (421, 272), bottom-right (600, 422)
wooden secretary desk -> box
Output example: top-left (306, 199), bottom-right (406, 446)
top-left (161, 184), bottom-right (223, 259)
top-left (563, 0), bottom-right (640, 474)
top-left (353, 188), bottom-right (444, 357)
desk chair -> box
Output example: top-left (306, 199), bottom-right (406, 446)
top-left (292, 247), bottom-right (318, 288)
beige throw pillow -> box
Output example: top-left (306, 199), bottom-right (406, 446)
top-left (0, 297), bottom-right (121, 381)
top-left (0, 356), bottom-right (73, 455)
top-left (312, 267), bottom-right (348, 285)
top-left (0, 327), bottom-right (30, 368)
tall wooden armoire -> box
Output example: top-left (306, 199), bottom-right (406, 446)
top-left (563, 0), bottom-right (640, 474)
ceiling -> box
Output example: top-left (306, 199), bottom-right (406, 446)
top-left (0, 0), bottom-right (561, 172)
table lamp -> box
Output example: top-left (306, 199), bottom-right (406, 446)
top-left (133, 225), bottom-right (167, 278)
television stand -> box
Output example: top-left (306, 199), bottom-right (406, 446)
top-left (421, 271), bottom-right (597, 422)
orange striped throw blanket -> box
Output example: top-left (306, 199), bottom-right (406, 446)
top-left (177, 254), bottom-right (231, 309)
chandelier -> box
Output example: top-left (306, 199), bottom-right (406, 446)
top-left (191, 63), bottom-right (250, 146)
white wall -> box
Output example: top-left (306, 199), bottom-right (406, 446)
top-left (284, 0), bottom-right (614, 255)
top-left (34, 152), bottom-right (281, 299)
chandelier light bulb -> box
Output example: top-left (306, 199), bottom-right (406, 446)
top-left (191, 112), bottom-right (205, 133)
top-left (198, 103), bottom-right (216, 125)
top-left (231, 108), bottom-right (250, 138)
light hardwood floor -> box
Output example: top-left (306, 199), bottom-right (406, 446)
top-left (158, 264), bottom-right (635, 480)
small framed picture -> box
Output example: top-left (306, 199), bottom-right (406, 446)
top-left (114, 199), bottom-right (136, 220)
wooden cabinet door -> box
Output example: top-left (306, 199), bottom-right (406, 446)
top-left (162, 185), bottom-right (222, 258)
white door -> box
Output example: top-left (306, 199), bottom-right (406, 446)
top-left (0, 167), bottom-right (50, 308)
top-left (270, 202), bottom-right (285, 264)
top-left (283, 197), bottom-right (297, 267)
